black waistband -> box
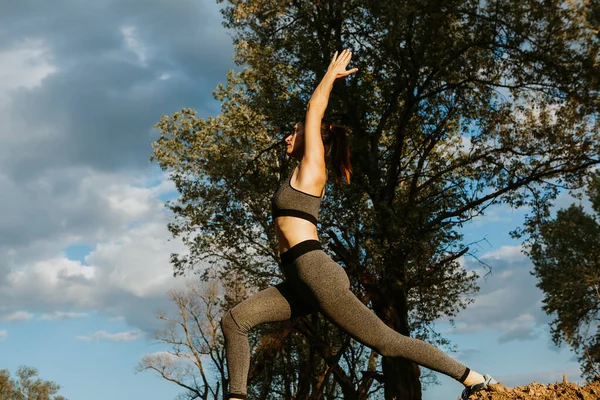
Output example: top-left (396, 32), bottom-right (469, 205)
top-left (280, 239), bottom-right (322, 265)
top-left (272, 207), bottom-right (318, 226)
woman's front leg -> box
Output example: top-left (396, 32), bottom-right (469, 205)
top-left (219, 281), bottom-right (317, 399)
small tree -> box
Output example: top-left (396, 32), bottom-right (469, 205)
top-left (136, 276), bottom-right (229, 400)
top-left (0, 366), bottom-right (67, 400)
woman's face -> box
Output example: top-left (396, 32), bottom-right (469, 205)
top-left (285, 122), bottom-right (305, 159)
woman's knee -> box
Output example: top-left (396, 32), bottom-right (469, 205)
top-left (220, 309), bottom-right (245, 335)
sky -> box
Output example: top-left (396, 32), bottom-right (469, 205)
top-left (0, 1), bottom-right (593, 399)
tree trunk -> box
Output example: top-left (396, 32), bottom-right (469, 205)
top-left (373, 215), bottom-right (423, 399)
top-left (382, 356), bottom-right (422, 400)
top-left (374, 282), bottom-right (423, 400)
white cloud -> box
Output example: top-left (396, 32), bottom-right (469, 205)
top-left (106, 188), bottom-right (152, 220)
top-left (121, 26), bottom-right (149, 66)
top-left (496, 313), bottom-right (539, 343)
top-left (468, 204), bottom-right (516, 228)
top-left (0, 169), bottom-right (194, 332)
top-left (0, 38), bottom-right (60, 150)
top-left (0, 311), bottom-right (34, 322)
top-left (76, 330), bottom-right (145, 342)
top-left (5, 258), bottom-right (96, 308)
top-left (0, 38), bottom-right (57, 105)
top-left (39, 311), bottom-right (89, 321)
top-left (0, 330), bottom-right (6, 341)
top-left (440, 245), bottom-right (551, 342)
top-left (480, 244), bottom-right (528, 263)
top-left (88, 220), bottom-right (188, 298)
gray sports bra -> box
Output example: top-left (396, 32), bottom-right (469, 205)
top-left (271, 165), bottom-right (325, 226)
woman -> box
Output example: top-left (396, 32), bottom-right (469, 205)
top-left (220, 49), bottom-right (497, 400)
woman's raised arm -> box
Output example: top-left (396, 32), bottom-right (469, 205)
top-left (303, 49), bottom-right (358, 166)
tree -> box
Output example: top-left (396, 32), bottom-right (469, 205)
top-left (136, 276), bottom-right (229, 400)
top-left (151, 0), bottom-right (600, 398)
top-left (525, 169), bottom-right (600, 382)
top-left (0, 366), bottom-right (67, 400)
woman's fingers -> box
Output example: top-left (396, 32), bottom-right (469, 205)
top-left (341, 50), bottom-right (353, 67)
top-left (333, 49), bottom-right (350, 62)
top-left (343, 49), bottom-right (352, 61)
top-left (328, 49), bottom-right (357, 78)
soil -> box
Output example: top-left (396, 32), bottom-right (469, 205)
top-left (466, 375), bottom-right (600, 400)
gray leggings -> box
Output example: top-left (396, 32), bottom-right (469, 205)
top-left (219, 240), bottom-right (470, 399)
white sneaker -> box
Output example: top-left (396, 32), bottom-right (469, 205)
top-left (458, 374), bottom-right (498, 399)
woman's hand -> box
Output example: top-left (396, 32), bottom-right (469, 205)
top-left (326, 49), bottom-right (358, 80)
top-left (306, 49), bottom-right (357, 110)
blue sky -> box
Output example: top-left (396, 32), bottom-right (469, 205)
top-left (0, 1), bottom-right (592, 399)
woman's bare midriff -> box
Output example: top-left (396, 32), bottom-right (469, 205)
top-left (275, 217), bottom-right (319, 254)
top-left (275, 164), bottom-right (325, 254)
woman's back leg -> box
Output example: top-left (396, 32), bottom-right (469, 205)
top-left (295, 250), bottom-right (471, 383)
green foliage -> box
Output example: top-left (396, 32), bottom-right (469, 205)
top-left (0, 366), bottom-right (67, 400)
top-left (151, 0), bottom-right (600, 397)
top-left (526, 169), bottom-right (600, 382)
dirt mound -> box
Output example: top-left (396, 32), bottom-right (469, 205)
top-left (468, 375), bottom-right (600, 400)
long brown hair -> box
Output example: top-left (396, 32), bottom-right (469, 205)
top-left (320, 119), bottom-right (352, 185)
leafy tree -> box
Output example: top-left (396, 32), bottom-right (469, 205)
top-left (0, 366), bottom-right (67, 400)
top-left (151, 0), bottom-right (600, 398)
top-left (525, 169), bottom-right (600, 382)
